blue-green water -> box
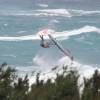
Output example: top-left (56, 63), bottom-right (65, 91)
top-left (0, 1), bottom-right (100, 73)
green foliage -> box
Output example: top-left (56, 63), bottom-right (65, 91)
top-left (27, 66), bottom-right (80, 100)
top-left (0, 63), bottom-right (29, 100)
top-left (10, 75), bottom-right (29, 100)
top-left (53, 70), bottom-right (79, 100)
top-left (0, 63), bottom-right (16, 100)
top-left (0, 63), bottom-right (100, 100)
top-left (82, 70), bottom-right (100, 100)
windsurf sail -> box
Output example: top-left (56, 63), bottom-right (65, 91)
top-left (48, 34), bottom-right (73, 60)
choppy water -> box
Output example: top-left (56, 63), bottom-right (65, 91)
top-left (0, 1), bottom-right (100, 76)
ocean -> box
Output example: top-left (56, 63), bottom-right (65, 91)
top-left (0, 0), bottom-right (100, 78)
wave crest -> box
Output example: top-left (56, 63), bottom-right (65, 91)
top-left (0, 9), bottom-right (100, 17)
top-left (0, 25), bottom-right (100, 41)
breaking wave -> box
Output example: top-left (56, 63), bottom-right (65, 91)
top-left (0, 9), bottom-right (100, 17)
top-left (29, 55), bottom-right (100, 86)
top-left (54, 25), bottom-right (100, 40)
top-left (23, 48), bottom-right (100, 94)
top-left (0, 25), bottom-right (100, 41)
top-left (58, 56), bottom-right (100, 95)
top-left (70, 9), bottom-right (100, 16)
top-left (0, 9), bottom-right (71, 17)
top-left (36, 9), bottom-right (72, 17)
top-left (0, 35), bottom-right (39, 41)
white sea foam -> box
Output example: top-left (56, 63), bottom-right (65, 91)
top-left (0, 35), bottom-right (40, 41)
top-left (58, 56), bottom-right (100, 96)
top-left (36, 9), bottom-right (72, 17)
top-left (0, 25), bottom-right (100, 41)
top-left (38, 4), bottom-right (48, 8)
top-left (70, 9), bottom-right (100, 16)
top-left (0, 9), bottom-right (100, 17)
top-left (33, 53), bottom-right (57, 71)
top-left (54, 25), bottom-right (100, 40)
top-left (29, 55), bottom-right (100, 94)
top-left (33, 54), bottom-right (50, 68)
top-left (16, 66), bottom-right (37, 73)
top-left (58, 56), bottom-right (100, 78)
top-left (0, 9), bottom-right (72, 17)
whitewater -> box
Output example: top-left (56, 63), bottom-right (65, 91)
top-left (0, 25), bottom-right (100, 41)
top-left (1, 9), bottom-right (100, 17)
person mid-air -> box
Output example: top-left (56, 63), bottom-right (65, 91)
top-left (40, 35), bottom-right (50, 48)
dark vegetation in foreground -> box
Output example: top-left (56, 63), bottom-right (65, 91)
top-left (0, 63), bottom-right (100, 100)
